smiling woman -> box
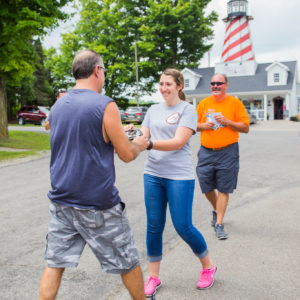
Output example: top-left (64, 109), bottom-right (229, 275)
top-left (137, 68), bottom-right (217, 297)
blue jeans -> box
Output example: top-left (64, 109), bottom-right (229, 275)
top-left (144, 174), bottom-right (208, 262)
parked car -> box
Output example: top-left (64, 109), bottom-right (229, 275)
top-left (118, 107), bottom-right (125, 122)
top-left (124, 106), bottom-right (148, 124)
top-left (16, 105), bottom-right (50, 126)
top-left (247, 109), bottom-right (258, 125)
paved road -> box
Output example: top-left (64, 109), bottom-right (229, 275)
top-left (1, 121), bottom-right (299, 299)
top-left (8, 125), bottom-right (49, 133)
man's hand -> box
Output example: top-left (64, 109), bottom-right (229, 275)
top-left (123, 124), bottom-right (134, 132)
top-left (44, 121), bottom-right (50, 130)
top-left (132, 135), bottom-right (148, 151)
top-left (215, 113), bottom-right (229, 126)
top-left (197, 121), bottom-right (214, 131)
top-left (204, 121), bottom-right (215, 130)
top-left (214, 113), bottom-right (249, 133)
top-left (103, 102), bottom-right (149, 162)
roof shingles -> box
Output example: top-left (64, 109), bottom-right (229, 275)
top-left (185, 61), bottom-right (297, 96)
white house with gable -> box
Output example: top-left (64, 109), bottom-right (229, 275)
top-left (182, 0), bottom-right (300, 121)
top-left (182, 60), bottom-right (300, 121)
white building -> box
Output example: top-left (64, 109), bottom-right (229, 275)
top-left (183, 60), bottom-right (300, 120)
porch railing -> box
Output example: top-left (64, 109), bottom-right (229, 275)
top-left (250, 109), bottom-right (265, 121)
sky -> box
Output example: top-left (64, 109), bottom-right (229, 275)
top-left (43, 0), bottom-right (300, 102)
top-left (199, 0), bottom-right (300, 68)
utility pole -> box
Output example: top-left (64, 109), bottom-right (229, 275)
top-left (134, 41), bottom-right (139, 107)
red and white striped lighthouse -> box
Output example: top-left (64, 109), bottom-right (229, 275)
top-left (221, 0), bottom-right (255, 62)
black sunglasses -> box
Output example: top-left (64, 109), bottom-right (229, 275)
top-left (210, 81), bottom-right (226, 86)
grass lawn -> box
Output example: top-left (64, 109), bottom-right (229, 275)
top-left (0, 124), bottom-right (140, 162)
top-left (0, 131), bottom-right (50, 162)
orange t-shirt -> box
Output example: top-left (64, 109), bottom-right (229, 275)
top-left (196, 94), bottom-right (249, 148)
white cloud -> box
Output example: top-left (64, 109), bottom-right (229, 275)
top-left (43, 3), bottom-right (79, 49)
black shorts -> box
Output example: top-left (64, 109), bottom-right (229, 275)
top-left (196, 143), bottom-right (239, 194)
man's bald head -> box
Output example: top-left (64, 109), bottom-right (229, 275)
top-left (72, 49), bottom-right (103, 80)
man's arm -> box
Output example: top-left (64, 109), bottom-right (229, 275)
top-left (214, 114), bottom-right (249, 133)
top-left (197, 122), bottom-right (214, 132)
top-left (103, 102), bottom-right (148, 162)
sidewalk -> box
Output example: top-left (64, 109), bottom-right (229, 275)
top-left (251, 120), bottom-right (300, 131)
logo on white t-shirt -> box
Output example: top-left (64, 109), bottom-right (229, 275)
top-left (166, 112), bottom-right (180, 124)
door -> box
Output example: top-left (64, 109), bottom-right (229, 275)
top-left (274, 98), bottom-right (283, 120)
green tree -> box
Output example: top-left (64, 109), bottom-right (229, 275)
top-left (50, 0), bottom-right (217, 103)
top-left (138, 0), bottom-right (217, 75)
top-left (32, 39), bottom-right (53, 105)
top-left (0, 0), bottom-right (70, 140)
top-left (6, 75), bottom-right (35, 121)
top-left (6, 39), bottom-right (55, 121)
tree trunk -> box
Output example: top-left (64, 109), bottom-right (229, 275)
top-left (0, 77), bottom-right (9, 140)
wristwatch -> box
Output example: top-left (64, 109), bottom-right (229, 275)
top-left (147, 140), bottom-right (153, 150)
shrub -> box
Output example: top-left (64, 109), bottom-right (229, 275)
top-left (290, 116), bottom-right (299, 122)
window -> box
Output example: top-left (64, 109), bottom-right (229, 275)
top-left (274, 73), bottom-right (280, 83)
top-left (232, 1), bottom-right (239, 12)
top-left (184, 79), bottom-right (190, 88)
top-left (240, 3), bottom-right (246, 13)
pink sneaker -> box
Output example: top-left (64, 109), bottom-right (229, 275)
top-left (144, 275), bottom-right (161, 297)
top-left (196, 265), bottom-right (217, 289)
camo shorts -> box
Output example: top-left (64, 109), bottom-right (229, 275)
top-left (45, 201), bottom-right (140, 274)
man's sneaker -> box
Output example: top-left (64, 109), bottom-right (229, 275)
top-left (211, 210), bottom-right (217, 227)
top-left (144, 275), bottom-right (161, 298)
top-left (215, 224), bottom-right (228, 240)
top-left (196, 265), bottom-right (217, 289)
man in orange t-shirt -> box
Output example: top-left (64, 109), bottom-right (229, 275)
top-left (196, 73), bottom-right (249, 240)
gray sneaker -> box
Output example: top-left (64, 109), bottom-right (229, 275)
top-left (211, 211), bottom-right (217, 227)
top-left (215, 224), bottom-right (228, 240)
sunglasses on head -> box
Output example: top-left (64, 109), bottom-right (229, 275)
top-left (210, 81), bottom-right (226, 86)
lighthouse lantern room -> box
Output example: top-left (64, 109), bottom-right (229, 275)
top-left (226, 0), bottom-right (248, 18)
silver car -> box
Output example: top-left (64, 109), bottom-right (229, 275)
top-left (118, 107), bottom-right (125, 122)
top-left (124, 106), bottom-right (148, 124)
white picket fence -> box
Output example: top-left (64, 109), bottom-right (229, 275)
top-left (250, 109), bottom-right (265, 120)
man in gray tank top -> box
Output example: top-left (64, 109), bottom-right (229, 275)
top-left (39, 50), bottom-right (148, 300)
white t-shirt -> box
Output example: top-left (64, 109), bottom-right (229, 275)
top-left (142, 100), bottom-right (197, 180)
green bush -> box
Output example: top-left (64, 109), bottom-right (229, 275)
top-left (290, 116), bottom-right (299, 122)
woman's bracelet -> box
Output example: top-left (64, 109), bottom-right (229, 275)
top-left (147, 140), bottom-right (153, 150)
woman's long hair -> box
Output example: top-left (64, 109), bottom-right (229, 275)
top-left (161, 68), bottom-right (186, 101)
